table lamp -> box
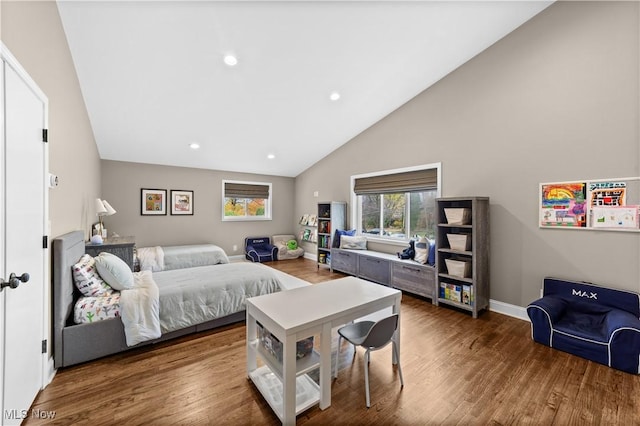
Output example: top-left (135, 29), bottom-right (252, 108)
top-left (95, 198), bottom-right (116, 239)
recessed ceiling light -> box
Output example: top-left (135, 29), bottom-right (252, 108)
top-left (329, 92), bottom-right (341, 101)
top-left (189, 143), bottom-right (200, 150)
top-left (267, 154), bottom-right (275, 160)
top-left (223, 54), bottom-right (238, 67)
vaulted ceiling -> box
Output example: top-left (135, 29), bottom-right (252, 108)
top-left (57, 1), bottom-right (552, 177)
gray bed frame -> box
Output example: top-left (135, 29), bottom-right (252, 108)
top-left (52, 230), bottom-right (244, 368)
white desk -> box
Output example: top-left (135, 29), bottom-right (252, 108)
top-left (246, 276), bottom-right (402, 425)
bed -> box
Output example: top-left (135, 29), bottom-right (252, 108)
top-left (53, 231), bottom-right (284, 368)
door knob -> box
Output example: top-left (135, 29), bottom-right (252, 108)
top-left (1, 272), bottom-right (29, 291)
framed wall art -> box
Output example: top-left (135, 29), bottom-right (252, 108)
top-left (171, 190), bottom-right (194, 215)
top-left (141, 188), bottom-right (167, 215)
top-left (539, 177), bottom-right (640, 232)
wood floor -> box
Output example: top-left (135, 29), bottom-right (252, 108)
top-left (26, 258), bottom-right (640, 425)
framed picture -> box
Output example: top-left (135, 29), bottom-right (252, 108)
top-left (171, 190), bottom-right (194, 215)
top-left (141, 188), bottom-right (167, 215)
top-left (539, 182), bottom-right (586, 228)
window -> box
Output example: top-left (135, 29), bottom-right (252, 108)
top-left (222, 180), bottom-right (272, 221)
top-left (352, 164), bottom-right (441, 242)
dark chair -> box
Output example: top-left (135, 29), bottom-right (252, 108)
top-left (333, 314), bottom-right (404, 407)
top-left (527, 277), bottom-right (640, 374)
top-left (244, 237), bottom-right (278, 263)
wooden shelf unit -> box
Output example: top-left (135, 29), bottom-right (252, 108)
top-left (435, 197), bottom-right (489, 318)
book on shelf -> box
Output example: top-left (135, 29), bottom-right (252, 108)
top-left (439, 282), bottom-right (462, 303)
top-left (300, 214), bottom-right (309, 225)
top-left (302, 228), bottom-right (311, 241)
top-left (462, 285), bottom-right (473, 306)
top-left (307, 214), bottom-right (317, 226)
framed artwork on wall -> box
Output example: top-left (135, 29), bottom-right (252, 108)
top-left (539, 177), bottom-right (640, 232)
top-left (141, 188), bottom-right (167, 215)
top-left (171, 190), bottom-right (194, 215)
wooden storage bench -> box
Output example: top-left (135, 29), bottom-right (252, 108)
top-left (331, 248), bottom-right (435, 301)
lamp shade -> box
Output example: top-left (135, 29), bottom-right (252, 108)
top-left (102, 200), bottom-right (117, 216)
top-left (96, 199), bottom-right (116, 217)
top-left (95, 198), bottom-right (107, 215)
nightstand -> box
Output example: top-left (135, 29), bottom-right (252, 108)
top-left (85, 236), bottom-right (136, 271)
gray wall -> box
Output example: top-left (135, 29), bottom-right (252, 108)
top-left (1, 1), bottom-right (102, 239)
top-left (296, 1), bottom-right (640, 307)
top-left (101, 160), bottom-right (296, 254)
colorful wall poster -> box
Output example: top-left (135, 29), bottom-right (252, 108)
top-left (540, 182), bottom-right (587, 227)
top-left (591, 206), bottom-right (639, 229)
top-left (588, 181), bottom-right (626, 207)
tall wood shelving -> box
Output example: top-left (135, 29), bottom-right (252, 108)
top-left (316, 201), bottom-right (346, 268)
top-left (435, 197), bottom-right (489, 318)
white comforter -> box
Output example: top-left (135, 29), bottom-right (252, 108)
top-left (110, 262), bottom-right (282, 346)
top-left (137, 244), bottom-right (229, 272)
top-left (119, 270), bottom-right (161, 346)
top-left (153, 262), bottom-right (282, 333)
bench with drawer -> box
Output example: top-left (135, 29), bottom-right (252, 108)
top-left (331, 248), bottom-right (435, 301)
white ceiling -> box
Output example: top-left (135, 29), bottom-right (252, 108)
top-left (57, 1), bottom-right (552, 177)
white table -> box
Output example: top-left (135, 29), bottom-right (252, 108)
top-left (246, 276), bottom-right (402, 425)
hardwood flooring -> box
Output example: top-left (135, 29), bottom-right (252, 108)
top-left (26, 258), bottom-right (640, 425)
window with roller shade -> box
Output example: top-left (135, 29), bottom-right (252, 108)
top-left (222, 180), bottom-right (272, 221)
top-left (352, 164), bottom-right (441, 241)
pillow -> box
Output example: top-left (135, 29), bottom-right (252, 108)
top-left (287, 240), bottom-right (298, 250)
top-left (414, 236), bottom-right (429, 264)
top-left (428, 239), bottom-right (436, 266)
top-left (72, 254), bottom-right (113, 297)
top-left (340, 235), bottom-right (367, 250)
top-left (94, 252), bottom-right (134, 290)
top-left (333, 229), bottom-right (356, 248)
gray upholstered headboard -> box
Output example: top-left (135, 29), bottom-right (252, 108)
top-left (52, 230), bottom-right (85, 368)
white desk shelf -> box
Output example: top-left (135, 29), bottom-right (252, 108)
top-left (251, 340), bottom-right (321, 379)
top-left (249, 366), bottom-right (319, 421)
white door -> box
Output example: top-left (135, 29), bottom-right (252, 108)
top-left (1, 48), bottom-right (48, 425)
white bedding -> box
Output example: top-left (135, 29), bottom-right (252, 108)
top-left (71, 258), bottom-right (284, 346)
top-left (120, 270), bottom-right (161, 346)
top-left (153, 262), bottom-right (281, 333)
top-left (74, 293), bottom-right (121, 324)
top-left (137, 244), bottom-right (229, 272)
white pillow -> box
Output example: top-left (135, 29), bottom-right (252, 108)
top-left (340, 235), bottom-right (367, 250)
top-left (414, 236), bottom-right (429, 264)
top-left (94, 252), bottom-right (134, 290)
top-left (72, 254), bottom-right (113, 297)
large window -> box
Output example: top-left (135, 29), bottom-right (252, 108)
top-left (222, 180), bottom-right (272, 221)
top-left (352, 164), bottom-right (441, 242)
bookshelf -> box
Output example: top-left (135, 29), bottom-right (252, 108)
top-left (316, 201), bottom-right (346, 268)
top-left (435, 197), bottom-right (489, 318)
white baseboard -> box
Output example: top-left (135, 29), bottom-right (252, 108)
top-left (303, 252), bottom-right (316, 261)
top-left (489, 299), bottom-right (530, 322)
top-left (44, 356), bottom-right (56, 388)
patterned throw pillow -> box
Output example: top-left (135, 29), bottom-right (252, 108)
top-left (72, 254), bottom-right (113, 297)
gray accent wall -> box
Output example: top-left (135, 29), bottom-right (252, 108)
top-left (101, 160), bottom-right (296, 254)
top-left (1, 1), bottom-right (102, 239)
top-left (295, 1), bottom-right (640, 307)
